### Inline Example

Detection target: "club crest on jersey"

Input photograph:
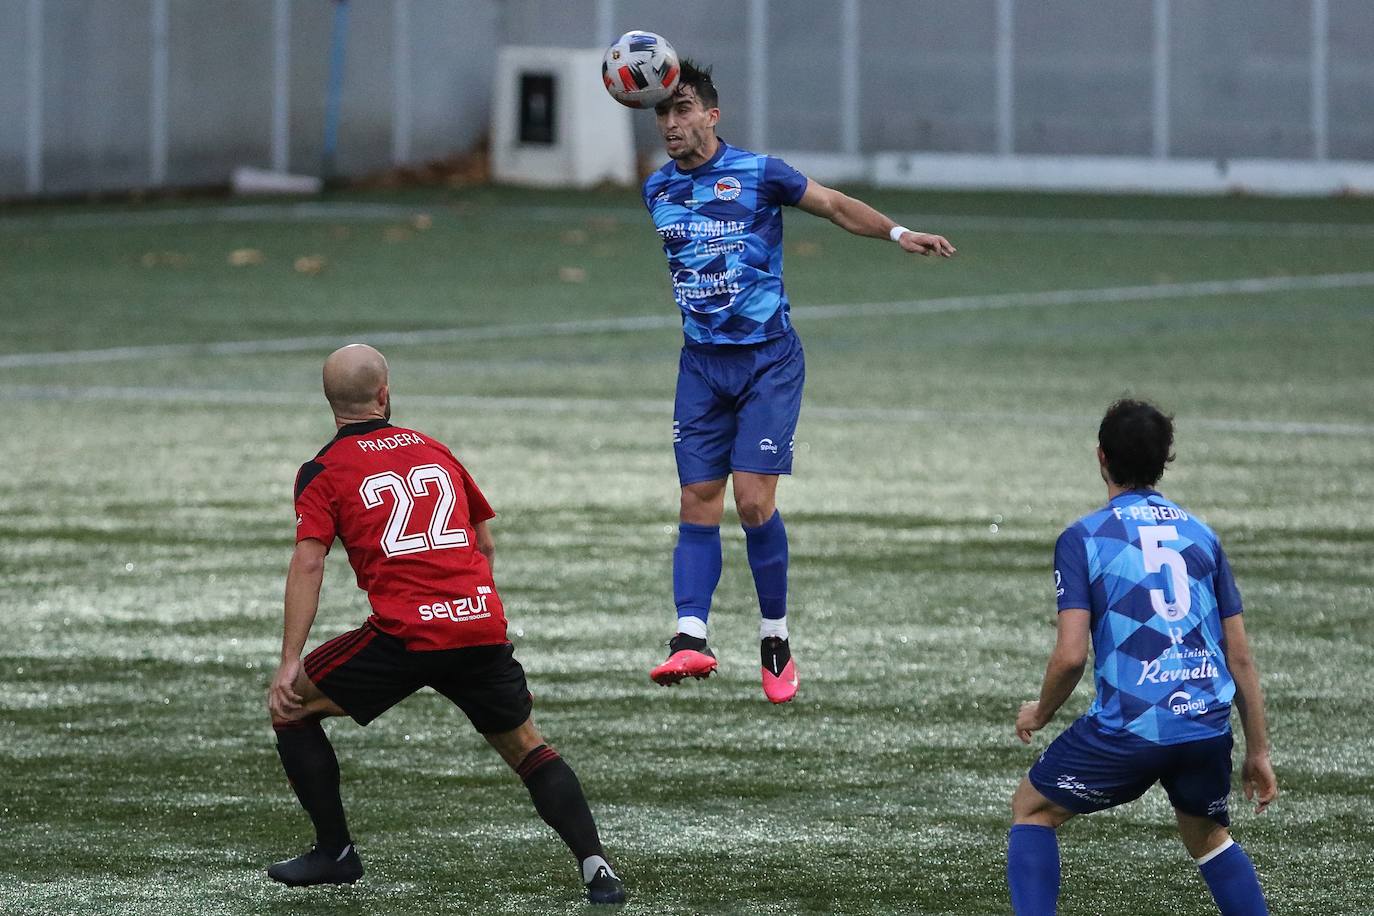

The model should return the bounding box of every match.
[714,176,742,201]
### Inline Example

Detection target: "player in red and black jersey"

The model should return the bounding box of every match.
[265,344,624,904]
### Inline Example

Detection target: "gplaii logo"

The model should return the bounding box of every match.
[758,438,778,453]
[1168,690,1207,716]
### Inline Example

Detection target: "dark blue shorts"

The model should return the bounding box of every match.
[673,330,805,486]
[1028,716,1233,826]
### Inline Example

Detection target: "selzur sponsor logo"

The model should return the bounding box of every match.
[419,586,494,623]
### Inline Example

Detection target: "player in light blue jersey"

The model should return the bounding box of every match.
[1007,400,1277,916]
[643,60,955,703]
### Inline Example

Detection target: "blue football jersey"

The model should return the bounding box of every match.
[1054,490,1243,745]
[643,141,809,345]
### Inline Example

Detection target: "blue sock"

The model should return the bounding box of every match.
[673,523,721,635]
[743,511,789,625]
[1198,841,1268,916]
[1007,824,1060,916]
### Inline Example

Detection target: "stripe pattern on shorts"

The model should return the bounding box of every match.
[305,623,378,683]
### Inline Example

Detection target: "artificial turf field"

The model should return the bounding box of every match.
[0,185,1371,915]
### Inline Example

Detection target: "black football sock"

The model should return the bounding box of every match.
[274,717,352,855]
[516,745,606,865]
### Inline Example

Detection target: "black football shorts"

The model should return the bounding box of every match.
[303,622,532,733]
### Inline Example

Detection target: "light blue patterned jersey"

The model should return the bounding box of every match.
[643,141,809,345]
[1054,490,1243,745]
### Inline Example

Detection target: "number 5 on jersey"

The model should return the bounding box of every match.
[360,464,471,557]
[1139,525,1191,621]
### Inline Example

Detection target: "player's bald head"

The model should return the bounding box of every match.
[322,344,389,418]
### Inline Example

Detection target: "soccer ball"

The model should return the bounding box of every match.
[601,31,680,109]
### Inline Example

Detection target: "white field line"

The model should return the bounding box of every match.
[4,200,1374,239]
[2,271,1372,370]
[3,384,1372,438]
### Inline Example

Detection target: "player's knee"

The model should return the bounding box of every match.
[679,482,726,523]
[485,716,545,769]
[271,710,324,732]
[1176,813,1230,858]
[1011,778,1069,827]
[734,494,775,527]
[1010,783,1034,821]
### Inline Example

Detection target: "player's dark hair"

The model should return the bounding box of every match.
[1098,399,1175,489]
[674,58,718,109]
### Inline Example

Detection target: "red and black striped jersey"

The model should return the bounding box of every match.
[293,419,507,651]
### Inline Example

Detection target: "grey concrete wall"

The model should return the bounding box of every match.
[1,0,1371,198]
[167,0,275,186]
[861,0,1000,153]
[1331,0,1374,159]
[1014,1,1154,156]
[0,0,499,196]
[0,2,34,197]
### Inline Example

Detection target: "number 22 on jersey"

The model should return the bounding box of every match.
[359,463,471,557]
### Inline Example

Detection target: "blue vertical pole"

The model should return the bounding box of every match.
[322,0,350,179]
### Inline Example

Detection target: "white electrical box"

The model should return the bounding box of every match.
[490,47,636,188]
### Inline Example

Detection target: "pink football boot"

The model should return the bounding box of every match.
[650,633,718,685]
[760,636,798,704]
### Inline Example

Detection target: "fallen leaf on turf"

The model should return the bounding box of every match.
[142,251,193,267]
[294,255,327,275]
[228,248,265,266]
[559,266,587,283]
[383,226,413,243]
[411,213,433,231]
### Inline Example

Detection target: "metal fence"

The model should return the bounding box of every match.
[2,0,1371,197]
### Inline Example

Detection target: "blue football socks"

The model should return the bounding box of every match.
[1007,824,1060,915]
[1198,840,1269,915]
[673,523,722,637]
[743,510,789,628]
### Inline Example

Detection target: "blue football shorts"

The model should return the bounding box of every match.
[672,330,805,486]
[1028,715,1234,826]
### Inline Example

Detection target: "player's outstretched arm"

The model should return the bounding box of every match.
[794,179,955,257]
[1222,614,1278,813]
[1015,609,1090,743]
[269,538,328,720]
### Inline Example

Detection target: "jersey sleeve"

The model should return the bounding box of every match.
[450,459,495,525]
[762,156,808,207]
[1213,542,1244,618]
[642,173,662,210]
[293,460,336,549]
[1053,526,1091,612]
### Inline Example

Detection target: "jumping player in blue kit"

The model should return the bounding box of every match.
[641,60,955,703]
[1007,400,1277,916]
